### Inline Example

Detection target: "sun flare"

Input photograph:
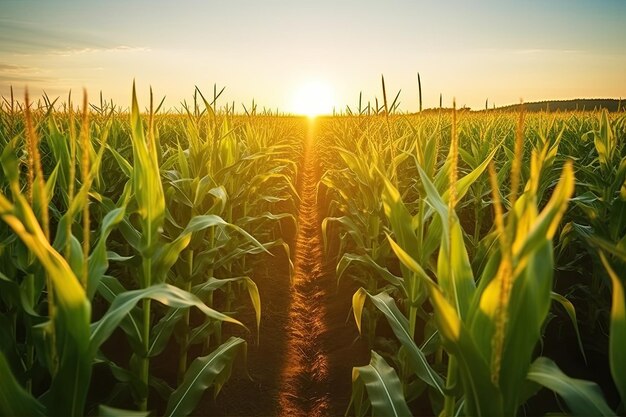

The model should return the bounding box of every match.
[291,80,334,117]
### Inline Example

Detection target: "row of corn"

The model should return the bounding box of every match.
[319,107,626,416]
[0,86,303,416]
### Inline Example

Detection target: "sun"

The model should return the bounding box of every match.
[291,80,334,117]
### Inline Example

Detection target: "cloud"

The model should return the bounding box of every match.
[473,47,585,56]
[513,48,583,55]
[0,73,51,83]
[0,63,29,71]
[0,18,150,56]
[48,45,151,57]
[0,63,53,84]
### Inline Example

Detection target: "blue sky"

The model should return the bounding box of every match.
[1,0,625,112]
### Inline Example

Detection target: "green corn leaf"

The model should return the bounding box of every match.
[348,366,370,417]
[0,352,45,416]
[0,192,92,417]
[416,164,476,319]
[594,110,615,170]
[106,144,133,178]
[599,252,626,403]
[338,253,404,289]
[165,337,246,417]
[352,351,412,417]
[527,357,614,416]
[193,276,261,337]
[416,164,449,237]
[130,81,165,256]
[380,172,427,321]
[436,215,476,319]
[45,114,70,190]
[97,276,144,353]
[429,282,503,416]
[153,214,269,283]
[551,291,586,364]
[0,271,21,311]
[87,207,126,300]
[322,216,366,251]
[515,162,574,260]
[388,236,502,415]
[175,142,190,179]
[441,144,499,205]
[98,404,150,417]
[43,162,60,206]
[0,136,20,184]
[381,174,421,269]
[466,161,575,412]
[52,132,114,253]
[149,307,186,357]
[357,289,445,395]
[89,283,243,357]
[499,241,555,412]
[386,234,434,287]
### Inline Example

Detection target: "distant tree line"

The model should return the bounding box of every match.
[491,98,623,113]
[418,99,623,113]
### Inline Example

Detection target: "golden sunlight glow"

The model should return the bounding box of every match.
[291,80,334,117]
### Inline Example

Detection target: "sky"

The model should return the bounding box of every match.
[0,0,625,113]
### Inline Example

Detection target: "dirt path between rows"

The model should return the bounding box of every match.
[201,119,367,417]
[277,120,331,417]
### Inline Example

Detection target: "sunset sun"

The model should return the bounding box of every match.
[291,80,334,117]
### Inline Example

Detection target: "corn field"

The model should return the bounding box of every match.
[0,85,625,416]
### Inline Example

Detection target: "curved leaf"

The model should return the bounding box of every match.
[527,357,614,416]
[0,352,45,416]
[165,337,246,417]
[87,207,126,300]
[193,276,261,337]
[338,253,404,288]
[416,163,476,319]
[353,351,412,417]
[551,291,586,364]
[153,214,269,283]
[90,283,243,356]
[599,252,626,403]
[98,404,149,417]
[359,290,445,395]
[0,192,91,417]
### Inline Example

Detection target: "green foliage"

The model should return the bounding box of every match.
[1,88,625,417]
[0,87,302,415]
[319,110,625,416]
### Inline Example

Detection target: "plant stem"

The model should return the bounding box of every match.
[178,250,193,384]
[139,257,152,411]
[443,356,458,417]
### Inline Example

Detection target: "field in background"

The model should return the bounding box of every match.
[0,88,625,417]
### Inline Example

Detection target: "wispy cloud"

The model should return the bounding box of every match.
[472,47,585,56]
[0,18,150,56]
[0,63,53,84]
[0,74,51,83]
[49,45,151,57]
[512,48,583,55]
[0,63,30,71]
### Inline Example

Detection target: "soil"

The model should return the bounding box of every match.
[199,119,369,416]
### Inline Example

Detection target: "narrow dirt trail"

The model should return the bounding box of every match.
[278,119,331,417]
